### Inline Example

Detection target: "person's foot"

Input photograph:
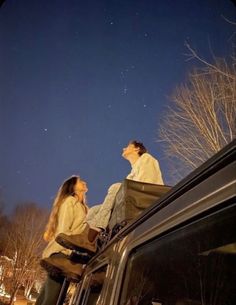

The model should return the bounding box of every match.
[40,255,83,281]
[56,229,97,256]
[70,251,92,264]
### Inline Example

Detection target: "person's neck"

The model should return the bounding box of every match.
[74,193,84,202]
[127,154,140,165]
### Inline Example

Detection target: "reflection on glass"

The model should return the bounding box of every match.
[120,205,236,305]
[85,265,107,305]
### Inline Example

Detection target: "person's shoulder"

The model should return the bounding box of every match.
[64,196,86,209]
[63,195,77,206]
[140,152,157,162]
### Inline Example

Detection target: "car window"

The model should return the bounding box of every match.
[119,203,236,305]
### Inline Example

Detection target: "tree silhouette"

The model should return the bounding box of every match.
[3,203,48,304]
[158,51,235,182]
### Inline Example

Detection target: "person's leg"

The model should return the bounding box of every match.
[87,183,121,230]
[35,275,64,305]
[86,204,102,224]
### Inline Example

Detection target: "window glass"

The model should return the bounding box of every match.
[120,204,236,305]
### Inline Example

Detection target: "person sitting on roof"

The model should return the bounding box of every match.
[56,140,164,256]
[36,176,88,305]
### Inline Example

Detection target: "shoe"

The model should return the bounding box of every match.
[56,229,97,256]
[70,251,92,264]
[40,255,83,281]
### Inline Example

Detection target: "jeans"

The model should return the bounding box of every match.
[86,183,121,229]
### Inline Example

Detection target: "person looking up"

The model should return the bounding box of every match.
[36,175,88,305]
[56,140,164,256]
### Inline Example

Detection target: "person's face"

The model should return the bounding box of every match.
[122,143,140,159]
[74,179,88,195]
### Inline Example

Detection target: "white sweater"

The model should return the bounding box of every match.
[42,196,88,258]
[126,153,164,185]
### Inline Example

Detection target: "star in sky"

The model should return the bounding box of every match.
[0,0,233,212]
[123,87,128,94]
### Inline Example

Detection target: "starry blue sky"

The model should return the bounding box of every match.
[0,0,235,213]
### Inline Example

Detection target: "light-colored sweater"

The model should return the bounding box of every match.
[126,153,164,185]
[42,196,88,258]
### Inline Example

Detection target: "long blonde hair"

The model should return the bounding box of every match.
[43,176,86,242]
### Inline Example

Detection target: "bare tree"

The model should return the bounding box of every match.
[158,54,236,182]
[22,263,45,299]
[4,203,48,305]
[0,197,7,234]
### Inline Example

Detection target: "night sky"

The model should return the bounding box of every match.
[0,0,235,213]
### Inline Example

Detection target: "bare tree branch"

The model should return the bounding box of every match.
[221,14,236,26]
[184,42,236,81]
[3,203,48,304]
[158,57,236,183]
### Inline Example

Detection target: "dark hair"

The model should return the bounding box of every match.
[60,176,78,198]
[129,140,147,156]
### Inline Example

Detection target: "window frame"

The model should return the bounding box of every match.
[75,261,110,305]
